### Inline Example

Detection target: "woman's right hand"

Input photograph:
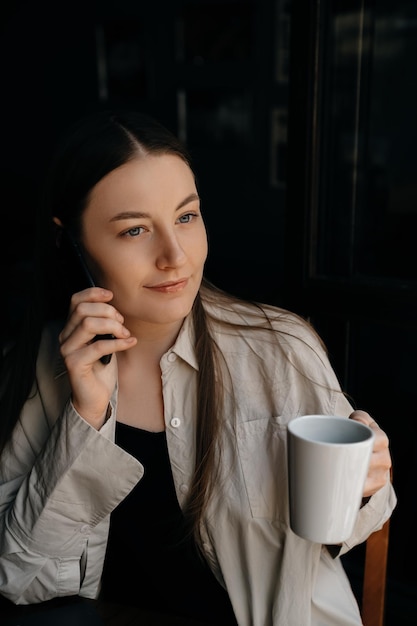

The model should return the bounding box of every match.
[58,287,137,429]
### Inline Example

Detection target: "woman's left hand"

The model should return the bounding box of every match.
[349,410,392,498]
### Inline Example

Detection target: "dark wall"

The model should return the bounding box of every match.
[0,0,289,346]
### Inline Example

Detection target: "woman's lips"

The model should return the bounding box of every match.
[145,278,189,293]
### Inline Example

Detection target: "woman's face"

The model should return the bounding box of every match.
[81,154,208,329]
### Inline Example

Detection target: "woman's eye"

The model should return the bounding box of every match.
[177,213,197,224]
[123,226,145,237]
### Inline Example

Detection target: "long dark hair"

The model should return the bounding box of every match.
[0,111,222,540]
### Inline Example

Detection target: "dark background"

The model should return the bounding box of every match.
[1,1,416,624]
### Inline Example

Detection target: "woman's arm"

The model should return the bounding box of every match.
[0,326,142,604]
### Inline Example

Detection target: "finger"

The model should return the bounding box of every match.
[62,288,114,339]
[64,334,137,370]
[349,410,390,451]
[60,300,121,344]
[61,315,129,354]
[349,409,378,428]
[68,287,114,316]
[88,335,137,363]
[363,458,392,496]
[350,414,392,497]
[349,411,384,445]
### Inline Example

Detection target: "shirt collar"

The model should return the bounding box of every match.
[169,312,199,371]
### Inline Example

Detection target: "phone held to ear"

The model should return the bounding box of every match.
[63,229,114,365]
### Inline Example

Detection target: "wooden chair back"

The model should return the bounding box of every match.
[361,498,391,626]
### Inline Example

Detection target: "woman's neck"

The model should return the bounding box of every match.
[118,316,185,368]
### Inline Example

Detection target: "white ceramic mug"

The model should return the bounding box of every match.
[287,415,375,544]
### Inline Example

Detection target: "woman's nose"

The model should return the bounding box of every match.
[155,231,187,269]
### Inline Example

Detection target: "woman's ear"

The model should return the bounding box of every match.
[52,217,64,247]
[52,216,63,227]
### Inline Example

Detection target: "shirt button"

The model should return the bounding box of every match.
[170,417,181,428]
[167,352,177,363]
[180,484,189,494]
[80,524,90,534]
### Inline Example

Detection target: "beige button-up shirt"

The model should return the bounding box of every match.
[0,301,396,624]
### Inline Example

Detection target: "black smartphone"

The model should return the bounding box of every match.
[62,229,113,365]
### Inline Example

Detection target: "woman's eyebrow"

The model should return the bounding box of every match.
[109,211,150,222]
[176,192,200,211]
[109,193,200,222]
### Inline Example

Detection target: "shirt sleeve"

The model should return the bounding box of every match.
[0,386,143,604]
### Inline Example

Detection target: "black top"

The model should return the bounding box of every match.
[100,422,237,625]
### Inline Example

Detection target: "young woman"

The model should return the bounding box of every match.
[0,110,395,625]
